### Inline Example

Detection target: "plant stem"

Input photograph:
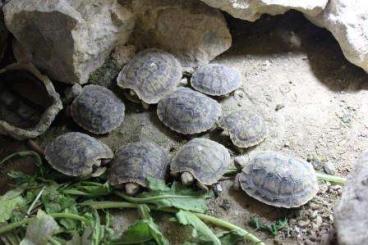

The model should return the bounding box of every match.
[27,186,45,215]
[83,201,264,245]
[81,201,139,210]
[0,151,42,167]
[194,213,265,245]
[115,191,198,203]
[0,212,89,235]
[0,219,30,234]
[49,213,90,223]
[316,172,346,185]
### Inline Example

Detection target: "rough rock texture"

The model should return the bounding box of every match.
[0,63,63,140]
[307,0,368,73]
[334,152,368,245]
[199,0,328,21]
[0,11,7,63]
[130,0,232,66]
[3,0,135,84]
[199,0,368,73]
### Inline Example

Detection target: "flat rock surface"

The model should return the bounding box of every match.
[1,12,368,244]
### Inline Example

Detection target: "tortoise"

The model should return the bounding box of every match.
[157,87,222,135]
[235,151,319,208]
[44,132,113,177]
[69,84,125,135]
[171,138,231,190]
[220,109,267,148]
[108,141,169,195]
[117,48,182,107]
[190,64,241,96]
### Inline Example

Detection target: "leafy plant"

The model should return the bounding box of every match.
[249,217,288,236]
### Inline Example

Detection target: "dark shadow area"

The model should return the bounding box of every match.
[223,11,368,92]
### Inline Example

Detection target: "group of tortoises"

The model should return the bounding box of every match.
[39,48,318,208]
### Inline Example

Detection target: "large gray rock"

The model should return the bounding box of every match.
[334,152,368,245]
[0,11,7,63]
[199,0,368,73]
[199,0,328,21]
[3,0,135,84]
[130,0,232,66]
[308,0,368,73]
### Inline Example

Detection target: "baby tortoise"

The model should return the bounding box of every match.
[0,63,63,140]
[220,109,267,148]
[108,141,169,195]
[69,84,125,135]
[45,132,113,177]
[171,138,231,190]
[191,64,241,96]
[117,48,182,107]
[157,87,222,135]
[235,151,319,208]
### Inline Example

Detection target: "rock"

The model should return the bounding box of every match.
[3,0,135,84]
[199,0,368,73]
[334,152,368,245]
[0,63,63,140]
[111,44,136,67]
[199,0,328,22]
[307,0,368,73]
[0,11,7,63]
[323,161,336,175]
[130,0,232,66]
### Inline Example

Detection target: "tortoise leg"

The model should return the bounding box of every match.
[196,180,209,191]
[181,171,194,186]
[125,183,140,195]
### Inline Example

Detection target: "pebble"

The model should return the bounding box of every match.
[298,219,310,227]
[323,161,336,175]
[316,216,323,227]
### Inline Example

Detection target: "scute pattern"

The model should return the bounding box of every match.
[157,88,222,134]
[191,64,241,96]
[70,85,125,134]
[236,151,318,208]
[108,141,169,187]
[220,109,267,148]
[45,132,113,177]
[117,48,182,104]
[171,138,230,185]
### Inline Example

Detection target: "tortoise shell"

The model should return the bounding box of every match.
[70,85,125,134]
[236,151,318,208]
[108,141,169,188]
[117,48,182,104]
[191,64,241,96]
[45,132,113,177]
[220,109,267,148]
[157,87,222,134]
[171,138,231,186]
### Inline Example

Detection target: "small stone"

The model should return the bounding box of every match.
[316,216,323,227]
[323,161,336,175]
[219,199,231,210]
[275,104,285,111]
[298,219,310,228]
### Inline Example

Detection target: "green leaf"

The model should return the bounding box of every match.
[114,205,169,245]
[118,178,210,213]
[0,189,26,223]
[249,217,288,236]
[176,210,221,245]
[20,210,60,245]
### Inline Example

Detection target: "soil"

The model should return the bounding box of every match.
[1,11,368,244]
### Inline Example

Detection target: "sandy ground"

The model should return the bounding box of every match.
[1,11,368,244]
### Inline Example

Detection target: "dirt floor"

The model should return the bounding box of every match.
[1,11,368,244]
